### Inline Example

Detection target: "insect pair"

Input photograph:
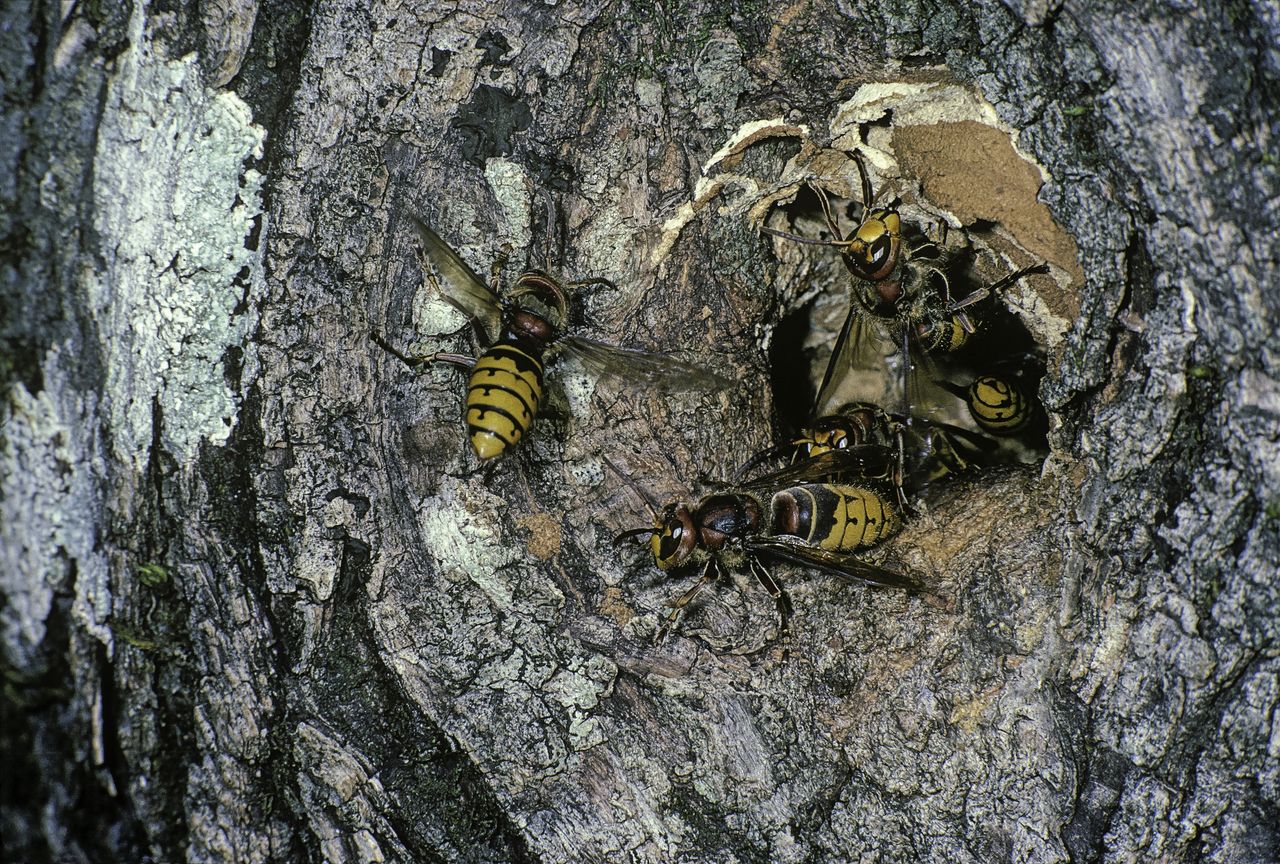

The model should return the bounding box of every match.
[378,218,724,461]
[737,400,1000,512]
[615,445,930,644]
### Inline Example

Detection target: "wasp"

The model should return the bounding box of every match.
[380,218,725,460]
[763,151,1047,416]
[616,448,927,643]
[736,400,1001,511]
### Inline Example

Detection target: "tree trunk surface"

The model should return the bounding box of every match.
[3,1,1278,862]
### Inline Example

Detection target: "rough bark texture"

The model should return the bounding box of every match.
[3,1,1278,862]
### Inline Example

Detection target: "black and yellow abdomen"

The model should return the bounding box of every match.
[769,484,901,552]
[916,314,971,353]
[966,375,1031,435]
[465,340,544,460]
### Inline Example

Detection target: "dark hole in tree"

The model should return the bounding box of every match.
[767,298,819,442]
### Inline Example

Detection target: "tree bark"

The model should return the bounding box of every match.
[3,1,1278,862]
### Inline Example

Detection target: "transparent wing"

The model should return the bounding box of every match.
[558,336,731,392]
[813,305,898,417]
[410,216,502,338]
[902,330,958,423]
[745,537,924,593]
[737,447,894,492]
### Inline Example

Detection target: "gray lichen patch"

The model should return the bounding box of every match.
[0,377,110,667]
[90,2,266,472]
[484,156,534,260]
[549,361,606,463]
[542,653,617,750]
[417,476,524,609]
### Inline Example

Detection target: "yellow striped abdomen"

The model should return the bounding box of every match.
[967,375,1030,435]
[770,484,900,552]
[465,341,544,459]
[917,315,970,353]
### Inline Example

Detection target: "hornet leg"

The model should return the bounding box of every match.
[747,555,792,641]
[890,422,912,513]
[370,331,476,370]
[656,558,721,644]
